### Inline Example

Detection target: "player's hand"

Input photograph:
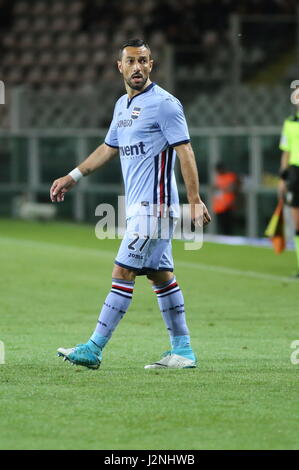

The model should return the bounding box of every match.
[50,175,76,202]
[278,179,286,199]
[191,200,211,227]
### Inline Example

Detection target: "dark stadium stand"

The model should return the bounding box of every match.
[0,0,296,90]
[0,0,297,129]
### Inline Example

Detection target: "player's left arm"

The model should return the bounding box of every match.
[175,142,211,226]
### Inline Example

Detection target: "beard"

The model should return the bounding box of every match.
[125,74,148,91]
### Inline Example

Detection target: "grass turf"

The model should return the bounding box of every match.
[0,218,298,450]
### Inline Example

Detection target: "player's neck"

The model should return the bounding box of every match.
[125,79,152,99]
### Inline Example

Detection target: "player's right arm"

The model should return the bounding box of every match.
[175,142,211,226]
[50,143,118,202]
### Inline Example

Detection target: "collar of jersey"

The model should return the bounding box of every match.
[126,82,156,108]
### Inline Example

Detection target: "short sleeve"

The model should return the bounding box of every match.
[105,104,119,148]
[157,97,190,147]
[279,120,290,151]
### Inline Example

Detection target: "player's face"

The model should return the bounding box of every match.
[118,46,153,91]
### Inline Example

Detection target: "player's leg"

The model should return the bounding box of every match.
[144,269,197,369]
[57,264,137,369]
[291,207,299,276]
[57,215,154,369]
[286,166,299,276]
[89,214,156,353]
[87,264,136,351]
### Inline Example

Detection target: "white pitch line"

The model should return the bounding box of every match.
[0,235,296,283]
[175,260,297,283]
[0,235,112,259]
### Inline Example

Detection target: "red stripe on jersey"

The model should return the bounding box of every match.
[155,282,178,294]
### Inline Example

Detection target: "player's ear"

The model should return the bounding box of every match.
[117,60,123,74]
[149,59,154,72]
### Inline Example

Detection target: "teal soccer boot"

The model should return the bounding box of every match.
[57,343,101,370]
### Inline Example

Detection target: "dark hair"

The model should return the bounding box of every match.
[119,39,151,58]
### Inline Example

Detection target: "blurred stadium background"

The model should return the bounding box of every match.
[0,0,299,237]
[1,1,299,451]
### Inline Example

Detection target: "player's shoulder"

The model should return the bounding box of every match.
[153,84,183,108]
[114,94,128,112]
[114,94,127,108]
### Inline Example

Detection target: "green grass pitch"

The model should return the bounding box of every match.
[0,218,298,450]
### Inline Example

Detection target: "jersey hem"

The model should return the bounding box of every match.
[105,141,119,149]
[169,139,190,147]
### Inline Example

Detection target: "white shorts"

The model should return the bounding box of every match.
[115,216,177,275]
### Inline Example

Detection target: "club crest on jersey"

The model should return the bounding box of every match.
[131,107,141,119]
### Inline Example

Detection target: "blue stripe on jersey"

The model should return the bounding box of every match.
[153,148,173,215]
[166,147,173,207]
[159,150,166,210]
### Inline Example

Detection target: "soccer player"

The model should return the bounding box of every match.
[50,39,211,369]
[279,102,299,277]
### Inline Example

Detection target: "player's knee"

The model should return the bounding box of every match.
[112,264,136,281]
[146,271,174,285]
[146,275,155,286]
